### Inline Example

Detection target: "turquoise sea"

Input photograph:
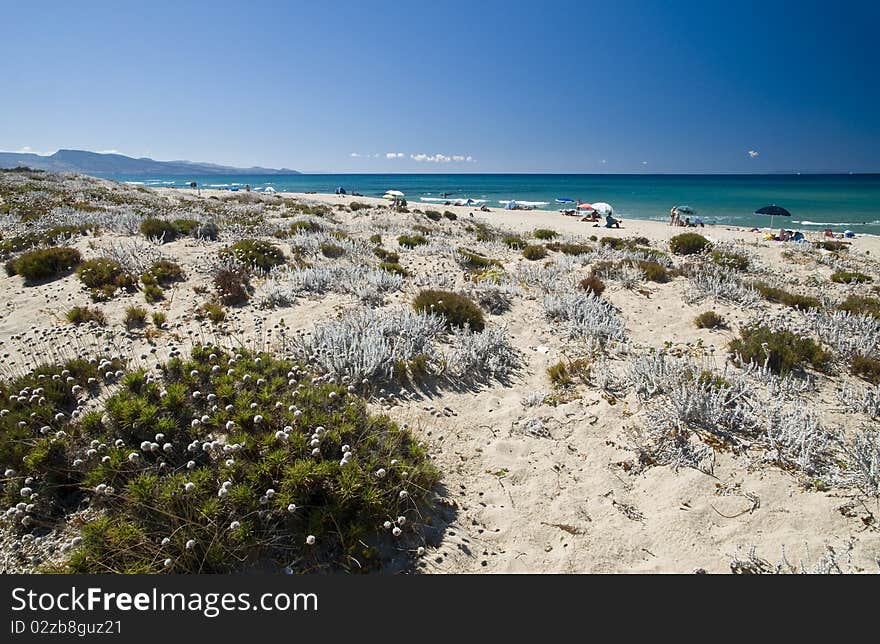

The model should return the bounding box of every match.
[111,174,880,235]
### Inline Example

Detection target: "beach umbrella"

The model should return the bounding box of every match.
[381,194,395,200]
[754,204,791,229]
[386,190,405,197]
[556,198,575,203]
[264,186,276,194]
[576,203,593,210]
[673,205,695,215]
[591,202,614,216]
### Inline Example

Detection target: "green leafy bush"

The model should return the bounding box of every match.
[16,347,440,573]
[6,247,81,282]
[634,260,670,283]
[669,233,711,255]
[711,249,749,271]
[457,248,501,270]
[124,306,147,329]
[77,258,135,300]
[838,294,880,319]
[198,302,226,324]
[172,219,200,236]
[502,235,526,250]
[753,281,820,310]
[139,218,178,242]
[413,289,485,331]
[397,234,428,249]
[728,325,827,375]
[320,243,345,258]
[443,211,457,220]
[831,271,872,284]
[694,310,725,329]
[546,242,593,256]
[219,239,285,271]
[369,233,382,245]
[533,229,558,240]
[66,306,106,326]
[213,264,252,305]
[348,201,369,211]
[851,354,880,384]
[522,245,547,261]
[813,240,849,252]
[425,210,441,221]
[379,261,408,277]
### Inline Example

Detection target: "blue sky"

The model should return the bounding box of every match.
[2,0,878,173]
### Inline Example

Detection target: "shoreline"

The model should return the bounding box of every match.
[165,187,880,249]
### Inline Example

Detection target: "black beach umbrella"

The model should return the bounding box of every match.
[754,204,791,229]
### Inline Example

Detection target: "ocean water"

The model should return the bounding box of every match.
[112,173,880,235]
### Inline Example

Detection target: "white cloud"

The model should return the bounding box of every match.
[410,153,473,163]
[641,161,648,165]
[599,159,607,165]
[0,145,53,156]
[349,152,364,157]
[96,149,121,155]
[748,150,759,158]
[385,152,405,159]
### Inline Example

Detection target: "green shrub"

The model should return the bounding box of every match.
[34,347,440,573]
[814,240,849,252]
[694,311,725,329]
[369,233,382,245]
[142,283,163,303]
[579,275,605,296]
[728,325,827,375]
[753,281,820,310]
[831,271,872,284]
[287,220,323,235]
[599,237,627,250]
[213,264,252,305]
[143,260,185,286]
[711,249,749,271]
[139,218,178,242]
[348,201,369,211]
[320,243,345,258]
[547,359,590,387]
[411,224,432,235]
[77,258,135,299]
[443,211,457,221]
[634,260,670,283]
[669,233,711,255]
[851,354,880,384]
[66,306,106,326]
[838,295,880,319]
[472,222,495,242]
[546,242,593,256]
[151,311,167,328]
[219,239,285,271]
[502,235,526,250]
[379,262,408,277]
[0,225,95,256]
[6,247,81,282]
[373,247,400,263]
[522,245,547,261]
[457,248,502,270]
[172,219,200,236]
[124,306,147,329]
[397,234,428,249]
[425,210,442,221]
[198,302,226,324]
[413,289,484,331]
[533,229,558,240]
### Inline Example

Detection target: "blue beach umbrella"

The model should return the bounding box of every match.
[754,204,791,229]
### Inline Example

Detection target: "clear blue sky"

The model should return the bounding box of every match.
[2,0,878,173]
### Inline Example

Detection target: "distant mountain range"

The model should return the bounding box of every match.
[0,149,299,175]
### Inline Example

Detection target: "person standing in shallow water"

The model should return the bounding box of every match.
[669,207,676,226]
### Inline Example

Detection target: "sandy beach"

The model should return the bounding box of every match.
[1,172,878,574]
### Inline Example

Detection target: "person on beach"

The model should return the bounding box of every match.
[669,207,676,226]
[604,213,621,228]
[684,217,691,227]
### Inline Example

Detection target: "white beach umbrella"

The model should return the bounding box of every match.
[591,202,613,216]
[385,190,405,197]
[263,186,277,193]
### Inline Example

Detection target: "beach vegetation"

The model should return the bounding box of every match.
[5,247,82,282]
[753,281,820,310]
[198,302,226,324]
[547,358,591,388]
[546,242,593,256]
[443,211,457,220]
[711,249,750,272]
[151,311,166,328]
[838,294,880,319]
[851,355,880,384]
[425,210,442,221]
[171,219,200,236]
[533,229,558,240]
[578,274,605,297]
[320,243,346,258]
[633,260,670,282]
[413,289,485,331]
[503,235,526,249]
[522,245,547,261]
[456,248,502,270]
[379,261,408,277]
[831,271,873,284]
[66,306,107,326]
[373,247,400,263]
[729,325,828,375]
[0,225,95,256]
[369,233,382,245]
[76,257,136,300]
[694,310,726,329]
[669,233,711,255]
[348,201,369,211]
[814,240,849,252]
[124,306,147,329]
[219,239,285,271]
[139,218,178,242]
[213,263,252,305]
[397,234,428,249]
